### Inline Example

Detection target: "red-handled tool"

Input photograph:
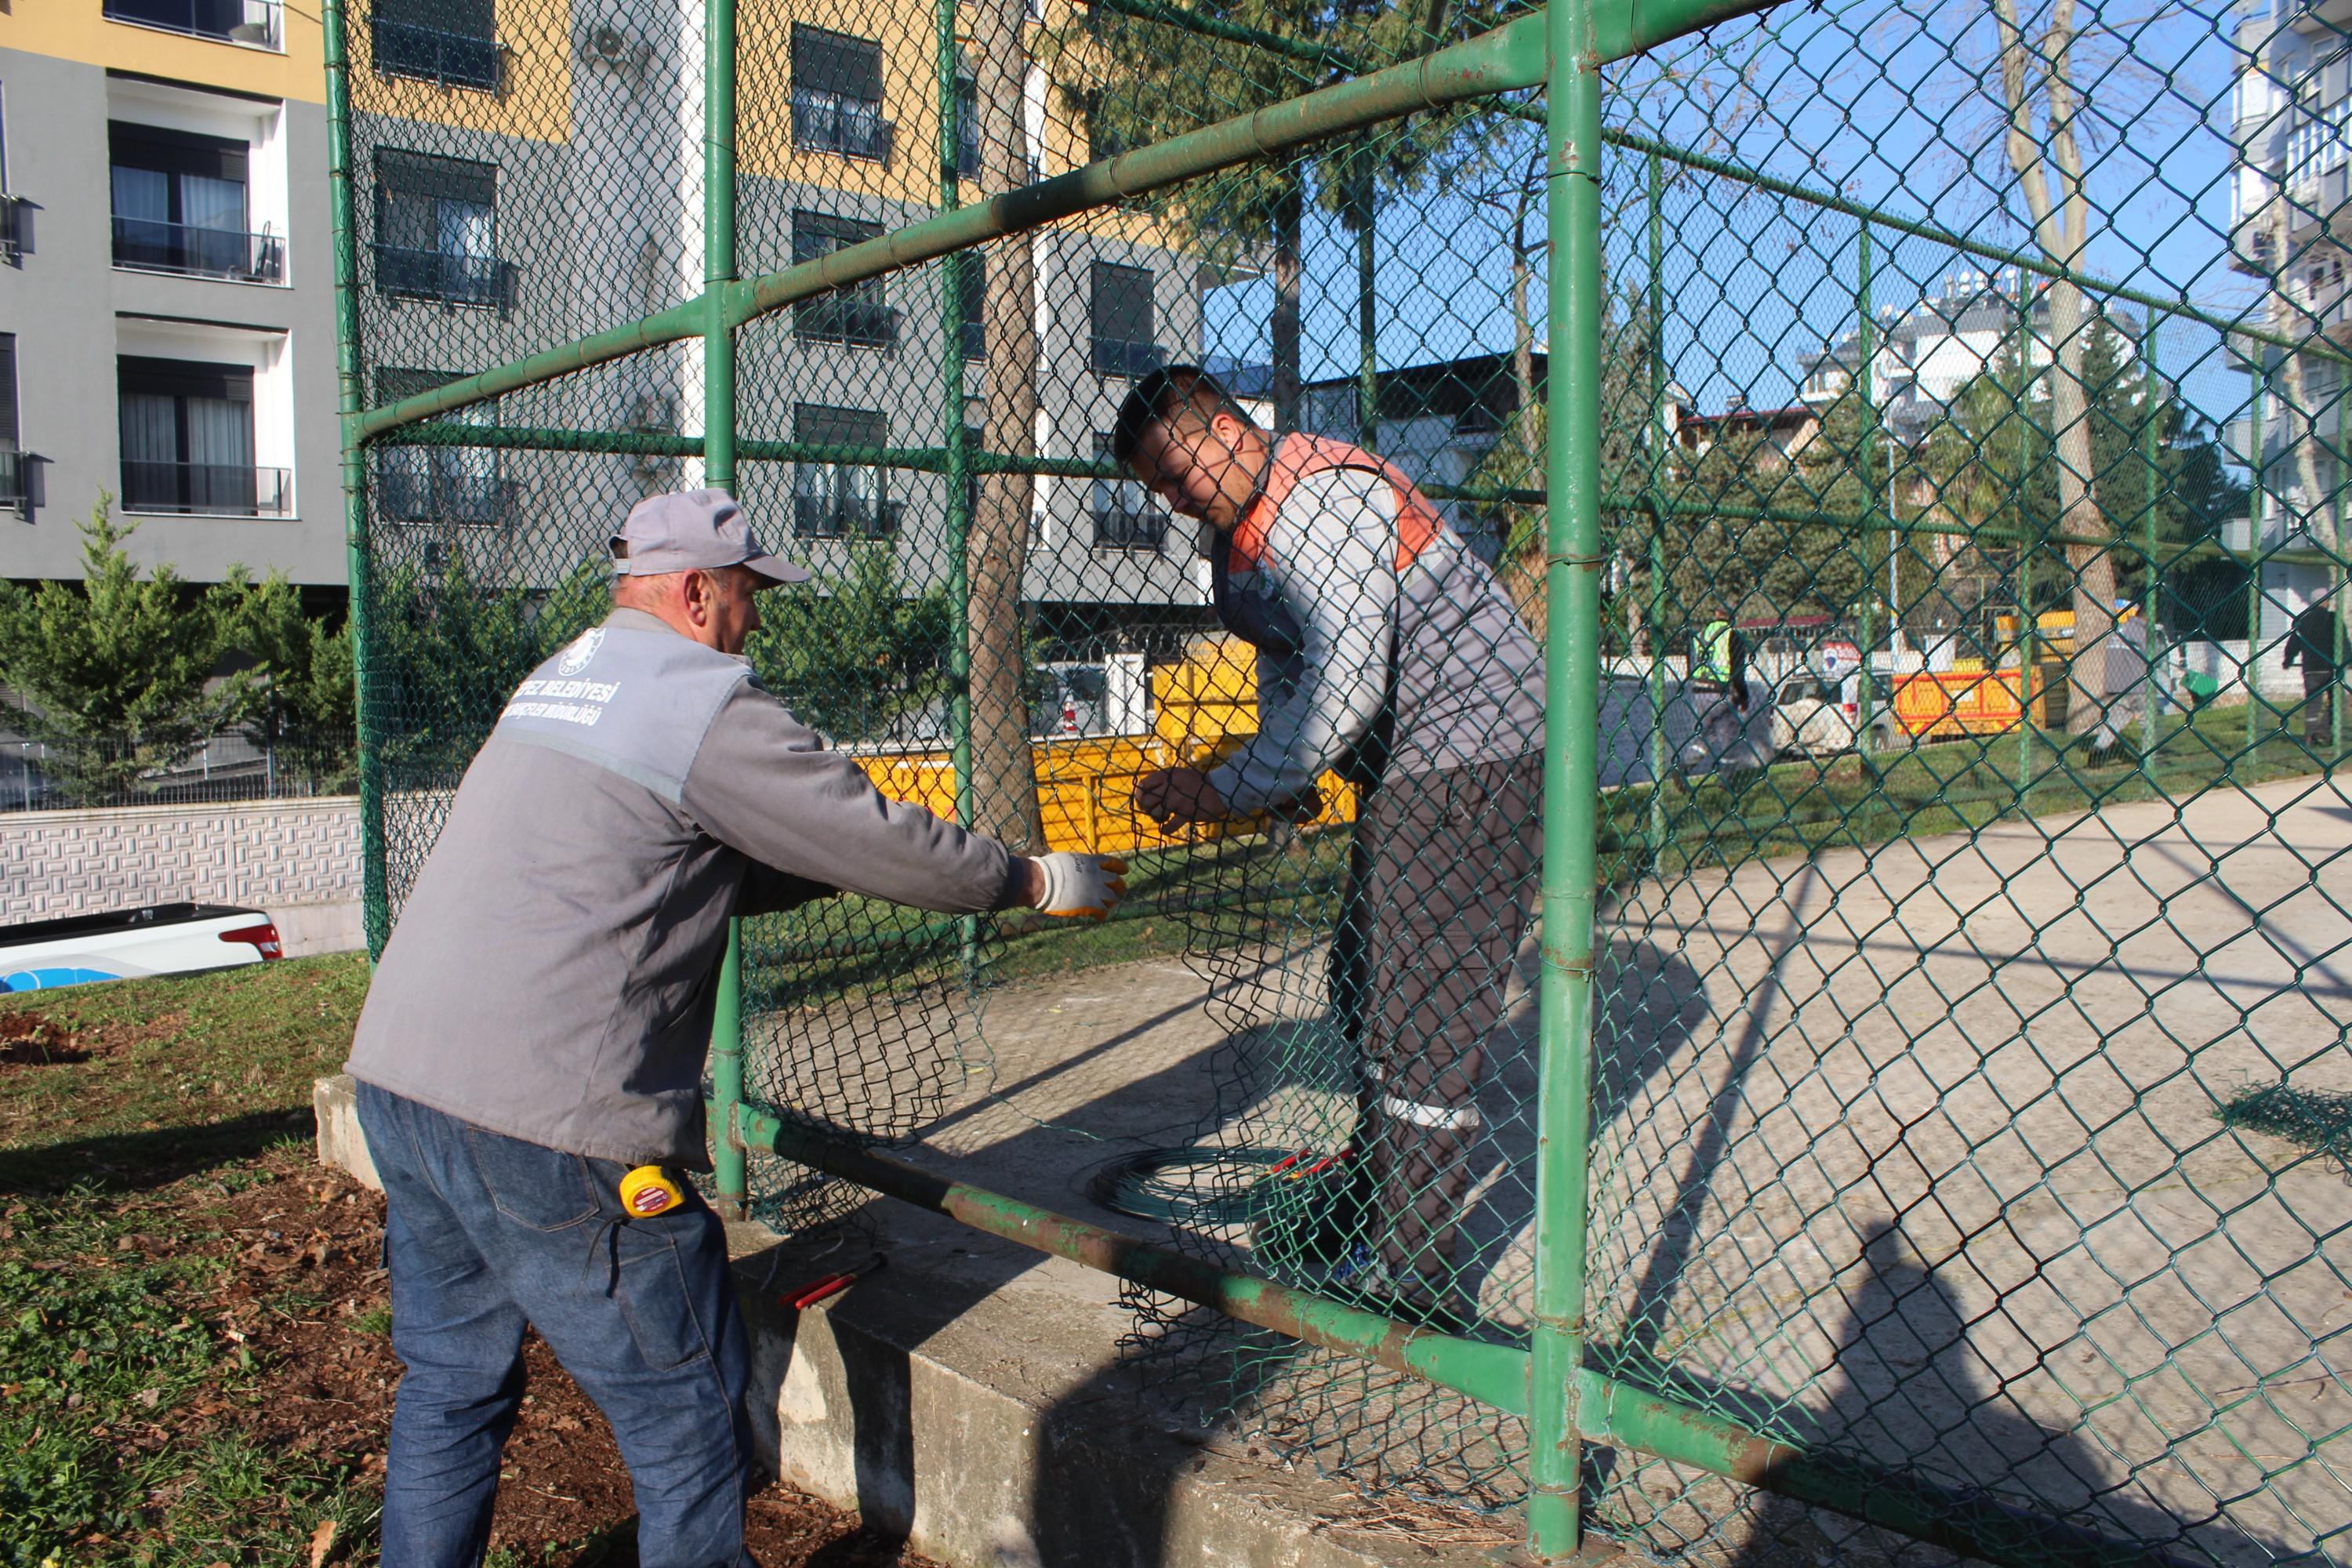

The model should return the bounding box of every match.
[784,1253,886,1311]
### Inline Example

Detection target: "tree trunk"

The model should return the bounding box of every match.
[967,0,1045,852]
[1505,174,1546,638]
[1993,0,2115,737]
[1272,182,1303,434]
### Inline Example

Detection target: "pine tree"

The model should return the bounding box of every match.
[0,496,258,800]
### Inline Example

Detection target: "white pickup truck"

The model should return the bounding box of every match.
[0,902,284,993]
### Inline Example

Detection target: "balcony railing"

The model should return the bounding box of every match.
[1092,507,1168,550]
[122,461,292,517]
[104,0,282,49]
[0,196,21,263]
[372,17,503,90]
[1091,336,1165,379]
[378,466,519,524]
[794,495,903,539]
[796,297,899,350]
[373,245,519,314]
[113,216,285,283]
[0,452,24,519]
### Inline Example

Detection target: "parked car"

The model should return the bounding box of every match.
[1773,675,1897,757]
[0,903,283,993]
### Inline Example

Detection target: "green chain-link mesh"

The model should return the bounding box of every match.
[337,0,2351,1557]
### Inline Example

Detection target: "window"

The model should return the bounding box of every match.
[110,122,279,283]
[373,368,510,524]
[372,0,499,90]
[374,150,514,314]
[793,405,896,538]
[793,210,896,349]
[1091,433,1166,550]
[104,0,283,49]
[118,355,286,517]
[0,334,20,517]
[955,68,980,180]
[1090,263,1161,378]
[2288,82,2351,194]
[953,252,985,361]
[791,26,891,162]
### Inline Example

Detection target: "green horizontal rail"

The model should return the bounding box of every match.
[381,419,2347,573]
[350,0,1783,442]
[720,1098,2193,1568]
[729,1102,1533,1414]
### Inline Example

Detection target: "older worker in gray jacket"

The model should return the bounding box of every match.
[346,489,1123,1568]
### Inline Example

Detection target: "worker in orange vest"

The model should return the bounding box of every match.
[1122,365,1544,1328]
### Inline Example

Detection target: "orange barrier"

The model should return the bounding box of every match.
[849,637,1359,855]
[1890,667,2049,739]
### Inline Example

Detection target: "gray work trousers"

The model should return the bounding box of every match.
[1329,754,1540,1289]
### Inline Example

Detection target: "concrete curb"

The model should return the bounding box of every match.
[314,1074,1555,1568]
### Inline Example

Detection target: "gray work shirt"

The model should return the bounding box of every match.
[347,607,1020,1168]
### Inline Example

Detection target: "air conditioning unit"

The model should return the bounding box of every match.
[583,21,651,73]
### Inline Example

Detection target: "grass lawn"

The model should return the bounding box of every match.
[0,960,927,1568]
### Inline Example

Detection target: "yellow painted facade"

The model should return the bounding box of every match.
[346,0,576,144]
[0,1,325,98]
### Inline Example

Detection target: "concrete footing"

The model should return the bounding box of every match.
[315,1071,1552,1568]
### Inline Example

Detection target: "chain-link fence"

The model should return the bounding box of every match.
[335,0,2350,1557]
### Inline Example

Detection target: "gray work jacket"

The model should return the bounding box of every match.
[347,608,1021,1167]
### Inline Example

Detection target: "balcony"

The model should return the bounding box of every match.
[104,0,282,50]
[796,297,899,350]
[372,18,503,91]
[0,196,20,263]
[1091,336,1165,379]
[794,495,902,539]
[114,216,284,284]
[0,452,24,520]
[1092,507,1167,550]
[377,466,518,524]
[122,462,292,517]
[373,245,518,314]
[2288,0,2352,34]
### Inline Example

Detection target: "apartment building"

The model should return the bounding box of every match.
[0,0,343,586]
[345,0,1222,623]
[2229,0,2346,659]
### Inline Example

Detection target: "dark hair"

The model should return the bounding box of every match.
[1109,364,1254,467]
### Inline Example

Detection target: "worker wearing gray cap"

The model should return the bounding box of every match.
[346,489,1125,1567]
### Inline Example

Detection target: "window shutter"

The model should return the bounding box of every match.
[376,148,497,208]
[109,122,249,183]
[794,404,887,449]
[119,356,253,402]
[0,334,16,449]
[791,24,884,101]
[1091,263,1154,343]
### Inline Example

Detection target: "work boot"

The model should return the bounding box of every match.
[1250,1150,1370,1276]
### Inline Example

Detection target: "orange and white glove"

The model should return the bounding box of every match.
[1033,853,1129,920]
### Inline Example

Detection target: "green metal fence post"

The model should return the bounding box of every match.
[938,0,978,978]
[1356,143,1379,452]
[2139,313,2161,763]
[1646,147,1669,858]
[1529,0,1602,1553]
[2016,271,2038,801]
[1854,223,1878,768]
[704,0,748,1221]
[323,0,387,959]
[2249,347,2268,752]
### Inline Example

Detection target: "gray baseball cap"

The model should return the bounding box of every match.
[608,488,809,586]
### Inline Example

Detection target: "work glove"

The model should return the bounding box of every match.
[1033,853,1128,920]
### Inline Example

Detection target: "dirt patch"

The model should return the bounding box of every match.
[0,1007,187,1071]
[158,1148,931,1565]
[0,1010,87,1066]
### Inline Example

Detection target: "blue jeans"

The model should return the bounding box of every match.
[356,1082,755,1568]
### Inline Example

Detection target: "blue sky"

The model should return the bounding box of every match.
[1200,0,2259,433]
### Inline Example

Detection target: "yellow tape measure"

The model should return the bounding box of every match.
[619,1165,686,1218]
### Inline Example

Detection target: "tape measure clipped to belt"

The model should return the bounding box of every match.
[619,1165,687,1218]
